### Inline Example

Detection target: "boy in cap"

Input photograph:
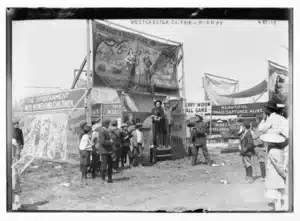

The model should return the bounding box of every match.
[96,119,114,183]
[120,123,132,167]
[78,125,93,182]
[240,121,255,183]
[130,122,144,167]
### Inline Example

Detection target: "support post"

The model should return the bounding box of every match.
[86,20,92,125]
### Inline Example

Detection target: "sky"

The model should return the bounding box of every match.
[12,19,289,104]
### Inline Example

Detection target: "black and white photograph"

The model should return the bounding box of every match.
[5,7,294,213]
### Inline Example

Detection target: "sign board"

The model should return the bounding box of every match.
[185,101,212,116]
[102,103,123,116]
[211,102,266,116]
[22,88,86,112]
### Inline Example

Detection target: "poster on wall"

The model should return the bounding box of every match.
[22,112,69,161]
[268,61,289,104]
[92,21,181,94]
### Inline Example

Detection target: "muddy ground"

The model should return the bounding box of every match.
[19,144,271,212]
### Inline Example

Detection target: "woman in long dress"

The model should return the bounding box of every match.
[258,101,289,211]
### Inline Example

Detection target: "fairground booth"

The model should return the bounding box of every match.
[15,20,187,164]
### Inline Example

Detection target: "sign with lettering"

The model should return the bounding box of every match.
[22,89,86,112]
[185,101,212,116]
[102,103,123,116]
[212,102,266,116]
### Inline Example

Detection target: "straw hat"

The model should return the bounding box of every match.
[260,130,286,143]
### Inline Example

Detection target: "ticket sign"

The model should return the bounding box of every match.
[185,101,212,116]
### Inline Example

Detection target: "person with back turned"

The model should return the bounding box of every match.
[239,121,255,183]
[96,119,114,183]
[189,115,212,166]
[109,120,122,172]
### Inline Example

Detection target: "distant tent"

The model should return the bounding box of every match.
[220,80,268,98]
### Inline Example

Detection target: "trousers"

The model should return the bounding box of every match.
[152,122,167,146]
[191,144,211,166]
[100,154,113,181]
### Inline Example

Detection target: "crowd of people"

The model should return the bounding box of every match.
[10,97,290,211]
[77,97,181,184]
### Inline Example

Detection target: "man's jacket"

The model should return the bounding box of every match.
[95,127,113,155]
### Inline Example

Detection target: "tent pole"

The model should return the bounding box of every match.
[86,20,92,125]
[180,44,188,151]
[267,61,270,101]
[205,73,238,83]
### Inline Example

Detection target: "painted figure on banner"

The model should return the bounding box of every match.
[93,21,180,93]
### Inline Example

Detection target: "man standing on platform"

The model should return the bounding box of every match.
[163,97,181,149]
[96,119,113,183]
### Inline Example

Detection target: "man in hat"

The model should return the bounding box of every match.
[163,97,182,149]
[96,119,114,183]
[240,121,255,183]
[12,117,24,161]
[150,99,165,163]
[130,122,144,166]
[120,123,132,167]
[109,120,122,171]
[189,114,212,166]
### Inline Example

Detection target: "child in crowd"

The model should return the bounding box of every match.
[120,123,132,167]
[240,121,255,183]
[79,125,93,182]
[130,123,144,167]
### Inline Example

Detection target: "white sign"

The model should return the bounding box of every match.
[185,101,212,116]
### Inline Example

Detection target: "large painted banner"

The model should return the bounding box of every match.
[268,61,289,104]
[22,88,86,112]
[92,21,181,94]
[212,102,266,116]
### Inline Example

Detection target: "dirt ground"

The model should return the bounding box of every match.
[19,144,271,212]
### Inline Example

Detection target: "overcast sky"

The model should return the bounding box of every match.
[12,19,288,103]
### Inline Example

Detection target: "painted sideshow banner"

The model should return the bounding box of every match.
[22,112,69,160]
[268,61,289,104]
[212,102,266,116]
[92,21,181,94]
[22,88,86,112]
[66,109,86,161]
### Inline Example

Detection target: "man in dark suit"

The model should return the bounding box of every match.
[12,118,24,160]
[96,119,113,183]
[240,121,255,183]
[189,115,212,166]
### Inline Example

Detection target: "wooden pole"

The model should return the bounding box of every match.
[180,45,188,151]
[205,73,238,83]
[86,20,92,125]
[209,101,212,137]
[267,60,270,101]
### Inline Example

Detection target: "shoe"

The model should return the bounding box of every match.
[107,179,113,183]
